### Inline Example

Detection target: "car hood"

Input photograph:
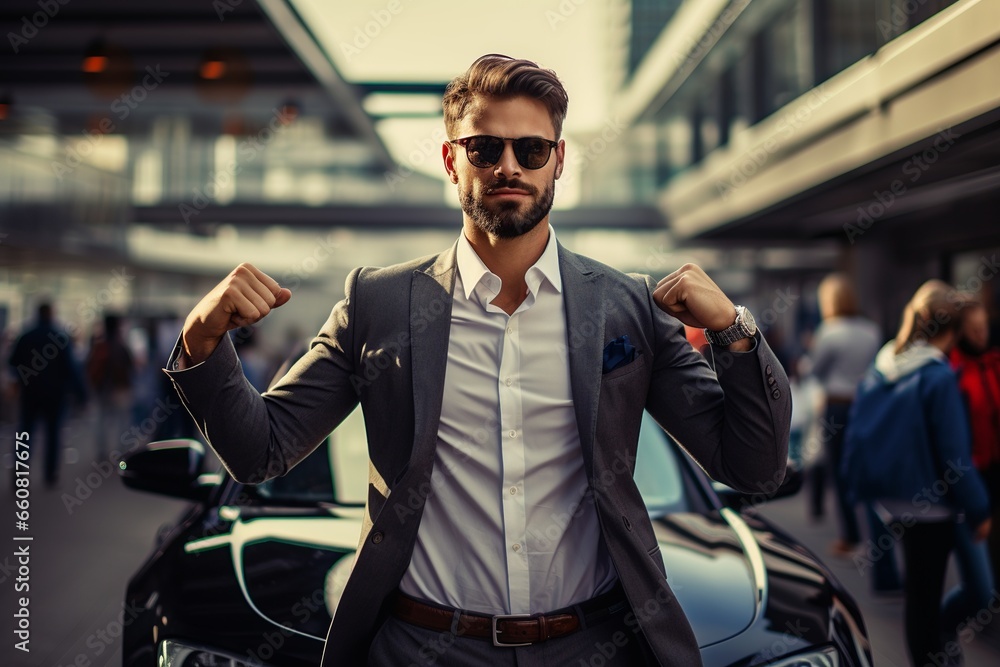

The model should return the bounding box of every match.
[185,507,760,647]
[654,510,761,647]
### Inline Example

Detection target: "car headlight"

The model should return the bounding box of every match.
[158,639,269,667]
[767,646,840,666]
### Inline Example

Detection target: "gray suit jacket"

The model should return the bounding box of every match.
[165,242,791,666]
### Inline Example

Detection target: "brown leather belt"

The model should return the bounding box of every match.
[389,583,628,647]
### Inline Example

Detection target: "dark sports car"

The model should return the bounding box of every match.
[120,408,872,666]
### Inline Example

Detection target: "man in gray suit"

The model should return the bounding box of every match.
[165,54,790,666]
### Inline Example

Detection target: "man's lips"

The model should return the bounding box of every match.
[487,188,531,196]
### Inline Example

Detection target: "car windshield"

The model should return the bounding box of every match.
[256,408,693,516]
[256,406,369,505]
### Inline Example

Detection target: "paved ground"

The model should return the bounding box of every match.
[757,492,1000,666]
[2,411,999,666]
[1,412,190,667]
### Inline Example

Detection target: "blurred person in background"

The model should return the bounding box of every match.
[788,356,822,470]
[87,314,134,461]
[7,302,87,487]
[945,298,1000,633]
[807,277,884,543]
[843,280,991,667]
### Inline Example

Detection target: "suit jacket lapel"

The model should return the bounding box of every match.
[408,242,457,475]
[558,243,605,479]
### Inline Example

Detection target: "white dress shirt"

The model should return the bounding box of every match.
[398,228,618,614]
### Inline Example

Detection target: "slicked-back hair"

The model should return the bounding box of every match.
[443,54,569,140]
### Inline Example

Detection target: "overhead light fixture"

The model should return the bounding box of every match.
[82,38,109,73]
[199,50,227,80]
[195,47,251,103]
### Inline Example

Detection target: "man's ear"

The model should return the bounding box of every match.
[553,139,566,180]
[443,142,459,184]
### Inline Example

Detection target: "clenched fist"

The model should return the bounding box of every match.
[653,264,750,351]
[182,263,292,365]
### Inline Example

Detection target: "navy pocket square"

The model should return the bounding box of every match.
[603,335,637,373]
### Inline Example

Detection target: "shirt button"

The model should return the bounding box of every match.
[512,543,521,552]
[371,531,384,544]
[507,327,514,335]
[509,486,517,495]
[505,378,513,386]
[509,430,516,438]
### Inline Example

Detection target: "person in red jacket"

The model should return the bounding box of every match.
[950,299,1000,586]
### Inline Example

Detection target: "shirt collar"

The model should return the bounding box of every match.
[456,226,563,301]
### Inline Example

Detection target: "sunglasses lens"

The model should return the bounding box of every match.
[465,136,504,168]
[514,138,552,169]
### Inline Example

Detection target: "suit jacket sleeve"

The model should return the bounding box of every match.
[642,276,791,494]
[163,268,363,484]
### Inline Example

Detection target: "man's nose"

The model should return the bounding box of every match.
[493,141,522,179]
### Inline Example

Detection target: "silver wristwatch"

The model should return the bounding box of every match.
[704,306,757,346]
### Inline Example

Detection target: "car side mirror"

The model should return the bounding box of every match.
[713,461,804,512]
[119,439,216,502]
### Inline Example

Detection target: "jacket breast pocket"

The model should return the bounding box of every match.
[601,353,648,383]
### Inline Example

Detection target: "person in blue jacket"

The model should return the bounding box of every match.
[843,279,991,667]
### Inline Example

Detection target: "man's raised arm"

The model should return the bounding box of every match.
[163,263,360,484]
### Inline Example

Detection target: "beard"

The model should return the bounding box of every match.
[460,177,555,240]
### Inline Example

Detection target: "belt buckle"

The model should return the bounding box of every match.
[491,613,533,647]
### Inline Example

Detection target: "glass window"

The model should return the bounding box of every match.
[256,406,368,506]
[816,0,878,81]
[765,3,811,113]
[634,413,690,518]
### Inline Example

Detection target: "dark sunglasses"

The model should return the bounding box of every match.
[449,135,558,170]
